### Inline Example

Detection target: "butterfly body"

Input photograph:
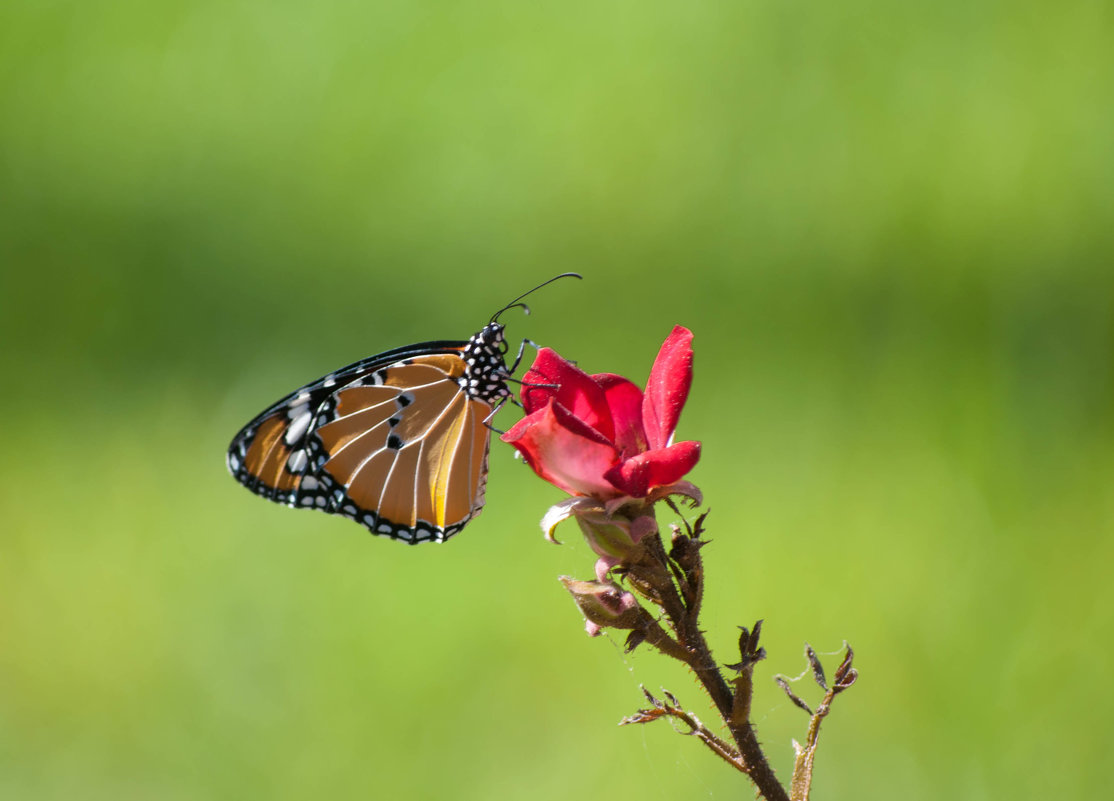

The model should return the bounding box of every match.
[228,322,512,544]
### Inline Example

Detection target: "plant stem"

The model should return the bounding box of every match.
[640,532,789,801]
[678,622,788,801]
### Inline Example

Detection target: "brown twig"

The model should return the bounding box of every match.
[621,686,745,773]
[785,645,858,801]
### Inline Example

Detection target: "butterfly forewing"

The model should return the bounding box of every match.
[227,326,511,543]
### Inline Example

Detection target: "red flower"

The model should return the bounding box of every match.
[501,326,701,500]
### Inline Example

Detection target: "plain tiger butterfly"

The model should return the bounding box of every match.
[226,273,580,544]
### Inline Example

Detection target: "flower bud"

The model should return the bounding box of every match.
[576,511,638,561]
[576,509,659,581]
[559,577,643,636]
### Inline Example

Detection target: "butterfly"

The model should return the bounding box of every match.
[227,274,579,544]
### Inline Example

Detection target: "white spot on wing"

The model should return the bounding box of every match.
[286,449,308,473]
[285,407,313,445]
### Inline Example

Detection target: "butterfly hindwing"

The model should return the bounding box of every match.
[304,356,492,541]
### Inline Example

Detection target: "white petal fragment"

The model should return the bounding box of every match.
[540,497,603,544]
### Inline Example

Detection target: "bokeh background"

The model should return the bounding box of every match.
[2,1,1112,799]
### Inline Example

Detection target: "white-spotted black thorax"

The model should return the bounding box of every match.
[461,322,512,404]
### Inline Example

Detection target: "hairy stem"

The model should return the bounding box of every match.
[679,624,787,801]
[637,532,789,801]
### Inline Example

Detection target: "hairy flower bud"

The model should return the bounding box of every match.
[560,577,643,636]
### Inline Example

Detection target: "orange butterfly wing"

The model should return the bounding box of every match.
[228,327,510,543]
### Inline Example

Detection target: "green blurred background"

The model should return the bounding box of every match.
[2,1,1111,798]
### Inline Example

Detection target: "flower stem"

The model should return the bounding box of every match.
[635,531,789,801]
[680,621,787,801]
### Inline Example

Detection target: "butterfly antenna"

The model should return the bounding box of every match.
[491,272,583,323]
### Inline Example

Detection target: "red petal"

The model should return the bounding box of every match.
[642,326,693,450]
[501,400,621,498]
[521,348,615,441]
[519,348,563,413]
[593,373,646,459]
[603,441,701,498]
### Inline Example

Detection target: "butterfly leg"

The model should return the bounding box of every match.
[482,396,512,435]
[511,336,581,371]
[508,338,539,375]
